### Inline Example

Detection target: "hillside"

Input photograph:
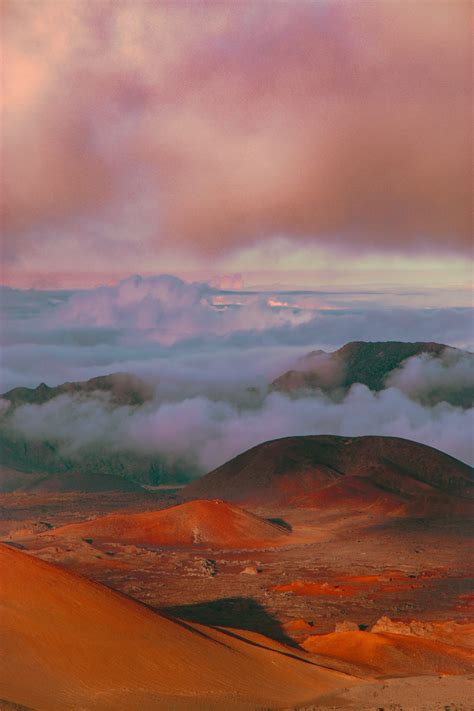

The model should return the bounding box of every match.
[0,544,350,710]
[183,435,474,513]
[51,499,290,548]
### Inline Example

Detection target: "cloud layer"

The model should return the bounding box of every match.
[2,275,473,392]
[388,351,474,409]
[3,0,472,269]
[5,385,473,474]
[1,275,473,472]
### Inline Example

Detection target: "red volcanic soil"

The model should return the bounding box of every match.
[274,580,360,597]
[183,435,473,513]
[455,593,474,613]
[273,572,411,598]
[302,630,474,676]
[272,570,457,601]
[0,544,351,711]
[50,499,291,549]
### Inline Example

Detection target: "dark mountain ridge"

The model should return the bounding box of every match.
[271,341,473,407]
[3,372,154,407]
[183,435,474,515]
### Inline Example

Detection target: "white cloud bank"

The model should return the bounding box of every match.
[6,385,473,471]
[1,275,472,471]
[1,275,473,392]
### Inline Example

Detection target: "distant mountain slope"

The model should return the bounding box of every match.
[2,372,154,407]
[0,544,349,710]
[0,467,44,493]
[183,435,474,514]
[51,499,290,548]
[271,341,473,406]
[21,471,145,493]
[0,465,146,495]
[0,373,191,485]
[0,435,187,486]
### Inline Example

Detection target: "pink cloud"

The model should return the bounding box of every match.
[2,1,472,266]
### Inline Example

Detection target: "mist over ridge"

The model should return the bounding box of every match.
[1,278,473,483]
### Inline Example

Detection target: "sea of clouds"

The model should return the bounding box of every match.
[1,274,473,470]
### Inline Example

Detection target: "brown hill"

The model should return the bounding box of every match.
[0,544,350,710]
[2,372,154,407]
[183,435,474,513]
[271,341,473,406]
[51,499,290,548]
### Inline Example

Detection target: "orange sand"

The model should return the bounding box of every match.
[50,499,291,549]
[302,631,474,676]
[0,544,354,710]
[273,570,441,598]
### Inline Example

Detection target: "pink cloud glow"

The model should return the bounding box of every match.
[1,0,472,276]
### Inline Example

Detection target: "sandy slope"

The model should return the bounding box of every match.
[302,630,474,676]
[49,499,291,548]
[0,544,353,710]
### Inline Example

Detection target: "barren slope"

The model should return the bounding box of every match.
[0,544,351,710]
[50,499,291,548]
[183,435,473,512]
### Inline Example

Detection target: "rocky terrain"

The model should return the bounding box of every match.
[0,434,472,709]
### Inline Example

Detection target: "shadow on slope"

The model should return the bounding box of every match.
[161,596,297,647]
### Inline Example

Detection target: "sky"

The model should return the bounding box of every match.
[1,0,472,289]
